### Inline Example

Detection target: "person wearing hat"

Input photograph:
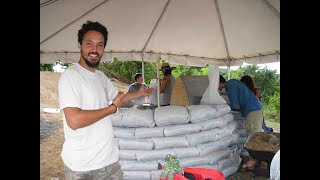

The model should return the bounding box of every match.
[159,62,176,106]
[218,75,263,169]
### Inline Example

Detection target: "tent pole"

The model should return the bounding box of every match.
[227,65,231,80]
[142,58,145,84]
[157,57,161,108]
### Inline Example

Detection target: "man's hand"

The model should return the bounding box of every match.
[138,85,154,96]
[116,86,154,107]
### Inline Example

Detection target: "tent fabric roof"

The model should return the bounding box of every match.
[40,0,280,67]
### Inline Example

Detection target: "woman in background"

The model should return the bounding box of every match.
[240,75,273,132]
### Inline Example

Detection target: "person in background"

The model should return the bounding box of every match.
[58,21,154,180]
[159,62,176,106]
[218,75,263,169]
[127,73,149,105]
[240,75,273,132]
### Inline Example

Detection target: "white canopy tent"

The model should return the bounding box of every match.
[40,0,280,67]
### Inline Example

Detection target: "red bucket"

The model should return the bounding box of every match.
[182,168,225,180]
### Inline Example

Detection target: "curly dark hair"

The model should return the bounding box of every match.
[219,75,226,83]
[240,75,255,92]
[78,21,108,47]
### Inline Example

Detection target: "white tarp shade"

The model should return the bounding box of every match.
[40,0,280,67]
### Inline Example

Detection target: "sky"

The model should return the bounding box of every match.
[53,63,65,72]
[54,62,280,74]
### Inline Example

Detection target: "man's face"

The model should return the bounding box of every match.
[79,30,105,68]
[136,76,143,84]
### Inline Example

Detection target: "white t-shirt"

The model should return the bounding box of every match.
[58,63,119,171]
[270,150,280,180]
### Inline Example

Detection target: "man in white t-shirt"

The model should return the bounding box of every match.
[58,21,154,180]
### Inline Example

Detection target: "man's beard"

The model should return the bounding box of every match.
[81,52,101,68]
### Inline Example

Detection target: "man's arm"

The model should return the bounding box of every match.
[63,106,117,130]
[116,86,154,105]
[63,87,153,130]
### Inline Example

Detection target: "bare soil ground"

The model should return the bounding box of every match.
[40,71,279,180]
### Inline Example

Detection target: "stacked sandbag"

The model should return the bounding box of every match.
[231,111,250,157]
[111,105,242,179]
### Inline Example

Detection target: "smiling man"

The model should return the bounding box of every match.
[58,21,154,180]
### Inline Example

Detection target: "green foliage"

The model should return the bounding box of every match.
[98,60,210,85]
[40,64,54,71]
[40,60,71,72]
[264,90,280,122]
[172,65,208,77]
[97,60,158,85]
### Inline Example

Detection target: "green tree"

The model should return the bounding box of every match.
[40,64,54,71]
[97,60,158,85]
[40,60,71,72]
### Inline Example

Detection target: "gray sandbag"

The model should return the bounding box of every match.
[235,118,246,129]
[187,105,219,123]
[221,113,234,123]
[152,136,189,149]
[173,147,200,159]
[208,148,231,165]
[210,104,231,117]
[226,120,238,131]
[238,128,247,137]
[120,160,158,171]
[135,127,164,138]
[185,129,221,146]
[123,171,151,180]
[238,136,247,144]
[151,170,162,180]
[154,106,190,126]
[231,130,240,144]
[136,149,176,161]
[179,155,211,168]
[179,148,229,168]
[217,156,241,171]
[111,108,128,126]
[119,150,141,160]
[220,165,239,178]
[196,135,233,156]
[163,123,202,137]
[190,164,219,170]
[113,127,136,139]
[119,138,154,150]
[200,116,226,130]
[119,106,155,127]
